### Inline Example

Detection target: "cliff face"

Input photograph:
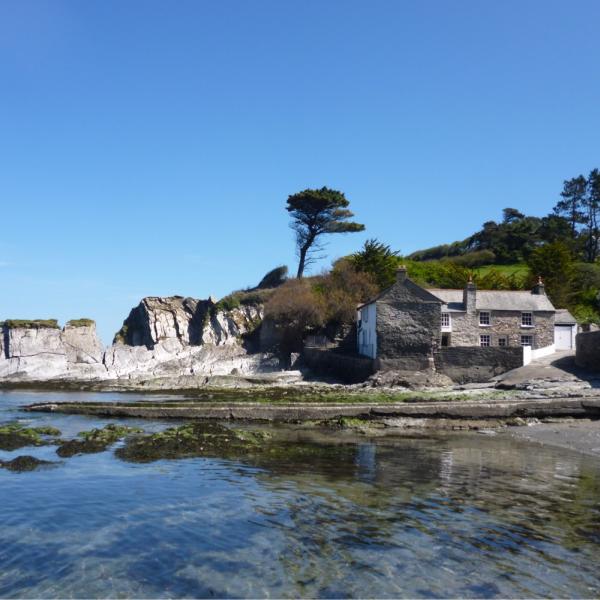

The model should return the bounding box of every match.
[0,296,277,383]
[115,296,262,348]
[0,322,106,380]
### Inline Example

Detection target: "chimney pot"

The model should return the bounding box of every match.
[533,276,545,295]
[396,265,408,283]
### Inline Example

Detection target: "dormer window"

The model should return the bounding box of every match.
[479,311,490,326]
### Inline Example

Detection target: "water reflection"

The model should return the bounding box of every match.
[0,391,599,598]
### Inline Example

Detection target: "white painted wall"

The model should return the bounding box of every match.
[523,343,556,365]
[357,303,377,358]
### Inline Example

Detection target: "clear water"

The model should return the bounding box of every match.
[1,390,600,599]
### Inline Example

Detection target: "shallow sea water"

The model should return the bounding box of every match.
[1,390,600,598]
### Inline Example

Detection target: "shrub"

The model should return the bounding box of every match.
[2,319,60,330]
[264,279,324,353]
[214,288,275,313]
[445,249,496,268]
[66,318,95,328]
[315,258,378,328]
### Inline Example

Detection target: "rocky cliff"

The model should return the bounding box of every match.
[0,296,280,384]
[0,320,106,380]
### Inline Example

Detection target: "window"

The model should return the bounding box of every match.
[521,312,533,327]
[441,313,450,328]
[479,312,490,326]
[521,335,533,347]
[480,335,491,347]
[441,332,451,347]
[498,337,508,347]
[363,308,369,323]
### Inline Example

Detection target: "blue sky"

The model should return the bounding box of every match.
[1,0,599,344]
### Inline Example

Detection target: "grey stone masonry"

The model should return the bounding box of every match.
[374,268,442,359]
[576,330,600,371]
[434,280,556,350]
[445,310,554,349]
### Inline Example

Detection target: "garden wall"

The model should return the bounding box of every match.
[576,331,600,371]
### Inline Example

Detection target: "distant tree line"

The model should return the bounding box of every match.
[408,169,600,266]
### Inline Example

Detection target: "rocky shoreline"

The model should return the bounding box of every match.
[0,295,281,384]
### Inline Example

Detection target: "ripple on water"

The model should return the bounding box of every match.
[1,392,600,598]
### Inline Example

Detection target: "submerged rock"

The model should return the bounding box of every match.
[56,424,143,458]
[116,422,271,463]
[0,455,54,472]
[0,423,61,451]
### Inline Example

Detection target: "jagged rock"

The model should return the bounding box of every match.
[257,265,288,289]
[62,322,104,364]
[113,296,262,349]
[0,296,273,384]
[0,326,68,379]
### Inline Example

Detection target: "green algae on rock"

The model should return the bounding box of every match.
[56,424,143,458]
[116,422,271,463]
[0,455,55,472]
[0,423,62,451]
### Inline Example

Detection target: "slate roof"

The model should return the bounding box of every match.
[429,289,556,312]
[357,279,443,309]
[555,309,577,324]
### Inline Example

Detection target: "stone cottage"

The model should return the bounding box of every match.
[357,267,564,365]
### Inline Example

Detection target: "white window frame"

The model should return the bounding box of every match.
[479,311,491,326]
[441,313,451,329]
[480,334,491,347]
[521,335,533,347]
[498,337,508,347]
[521,312,533,327]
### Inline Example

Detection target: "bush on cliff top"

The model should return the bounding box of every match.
[66,318,95,328]
[214,288,275,312]
[1,319,60,330]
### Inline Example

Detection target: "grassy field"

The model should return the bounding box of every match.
[474,263,529,277]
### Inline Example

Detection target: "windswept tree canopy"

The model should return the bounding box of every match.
[286,187,365,278]
[350,238,401,290]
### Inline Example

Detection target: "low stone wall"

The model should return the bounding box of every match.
[376,355,433,372]
[576,331,600,371]
[304,346,523,385]
[434,347,523,384]
[303,348,374,383]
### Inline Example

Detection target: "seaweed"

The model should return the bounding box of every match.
[56,424,143,458]
[116,422,270,463]
[0,423,62,451]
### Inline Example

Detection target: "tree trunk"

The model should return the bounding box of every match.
[296,245,308,278]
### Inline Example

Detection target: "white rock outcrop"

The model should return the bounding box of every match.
[0,322,106,380]
[0,295,280,384]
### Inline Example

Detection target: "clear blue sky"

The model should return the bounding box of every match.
[1,0,599,344]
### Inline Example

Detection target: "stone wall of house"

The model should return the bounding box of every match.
[376,301,441,358]
[575,330,600,371]
[434,347,523,383]
[446,310,554,349]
